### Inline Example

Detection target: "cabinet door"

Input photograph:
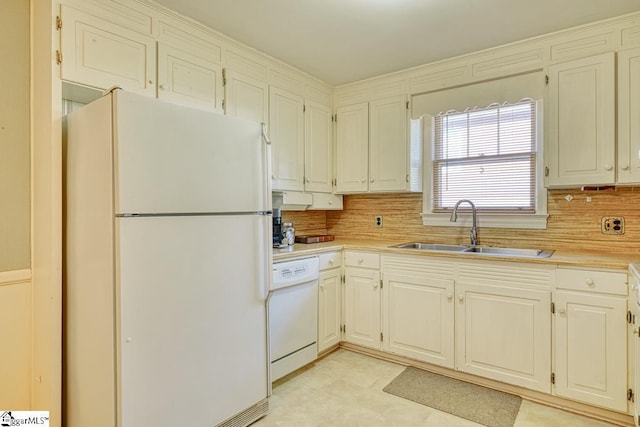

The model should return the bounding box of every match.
[157,43,223,113]
[456,283,551,393]
[546,52,615,187]
[369,95,408,192]
[618,48,640,184]
[344,267,380,349]
[555,291,627,411]
[631,287,640,426]
[383,273,454,368]
[269,86,304,191]
[336,102,369,193]
[223,69,268,125]
[61,5,156,96]
[318,268,342,353]
[304,101,333,193]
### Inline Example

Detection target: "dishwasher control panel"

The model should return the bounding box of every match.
[272,256,319,290]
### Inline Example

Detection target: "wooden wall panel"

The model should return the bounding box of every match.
[281,210,329,236]
[320,189,640,255]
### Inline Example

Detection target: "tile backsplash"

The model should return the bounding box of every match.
[283,188,640,255]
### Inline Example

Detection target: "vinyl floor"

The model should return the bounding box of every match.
[251,349,617,427]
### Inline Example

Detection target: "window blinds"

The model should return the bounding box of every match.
[433,99,536,213]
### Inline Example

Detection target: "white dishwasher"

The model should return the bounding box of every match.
[268,256,319,383]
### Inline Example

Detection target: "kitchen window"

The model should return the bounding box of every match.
[421,98,548,229]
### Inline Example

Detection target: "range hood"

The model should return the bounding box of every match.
[272,191,313,211]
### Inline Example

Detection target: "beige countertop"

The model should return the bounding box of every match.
[273,238,638,269]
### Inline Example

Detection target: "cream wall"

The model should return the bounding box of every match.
[0,0,31,271]
[0,0,33,412]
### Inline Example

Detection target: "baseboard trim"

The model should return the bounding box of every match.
[339,342,634,427]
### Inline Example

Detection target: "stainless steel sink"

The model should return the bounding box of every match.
[390,242,554,258]
[462,246,554,258]
[391,242,469,252]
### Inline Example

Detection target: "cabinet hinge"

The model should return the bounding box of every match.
[56,16,62,30]
[222,68,227,87]
[221,99,226,111]
[334,114,337,123]
[341,274,345,283]
[343,325,346,334]
[628,310,633,324]
[545,75,549,85]
[628,388,635,402]
[380,332,383,342]
[551,302,555,314]
[551,372,555,384]
[303,104,306,113]
[406,101,410,110]
[380,279,383,289]
[55,50,62,65]
[544,166,549,177]
[406,174,409,183]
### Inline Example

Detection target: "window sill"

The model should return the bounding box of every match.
[421,213,548,230]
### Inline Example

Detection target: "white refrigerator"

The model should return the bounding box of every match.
[64,89,272,427]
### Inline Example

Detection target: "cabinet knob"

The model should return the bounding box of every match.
[305,178,310,183]
[370,178,375,183]
[328,259,334,265]
[604,164,613,171]
[361,178,366,183]
[320,284,324,291]
[329,200,333,205]
[558,307,566,314]
[447,293,453,302]
[373,283,379,290]
[633,284,638,291]
[585,278,594,286]
[622,164,630,171]
[159,84,166,90]
[358,258,364,264]
[458,295,464,303]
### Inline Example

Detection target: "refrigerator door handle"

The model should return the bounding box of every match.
[261,123,271,145]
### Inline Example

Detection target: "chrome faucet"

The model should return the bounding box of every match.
[450,199,478,246]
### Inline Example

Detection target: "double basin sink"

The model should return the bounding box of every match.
[391,242,554,258]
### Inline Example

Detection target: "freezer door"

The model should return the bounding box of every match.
[116,214,270,427]
[112,90,271,214]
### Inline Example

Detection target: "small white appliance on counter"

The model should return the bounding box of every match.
[65,89,272,427]
[269,257,319,383]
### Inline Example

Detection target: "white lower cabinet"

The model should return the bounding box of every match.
[554,267,629,412]
[383,272,454,368]
[335,251,632,414]
[344,251,381,350]
[455,283,551,393]
[318,252,342,353]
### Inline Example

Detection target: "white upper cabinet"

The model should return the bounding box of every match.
[60,5,156,96]
[223,69,268,125]
[157,43,223,113]
[369,95,409,192]
[336,102,369,193]
[546,52,616,188]
[304,101,333,193]
[336,96,420,194]
[269,86,305,191]
[618,48,640,184]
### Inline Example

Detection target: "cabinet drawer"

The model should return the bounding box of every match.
[319,252,342,271]
[344,251,380,269]
[556,268,627,296]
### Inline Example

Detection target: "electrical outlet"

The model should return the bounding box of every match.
[375,215,383,228]
[601,217,625,235]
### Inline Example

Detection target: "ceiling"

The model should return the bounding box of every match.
[153,0,640,86]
